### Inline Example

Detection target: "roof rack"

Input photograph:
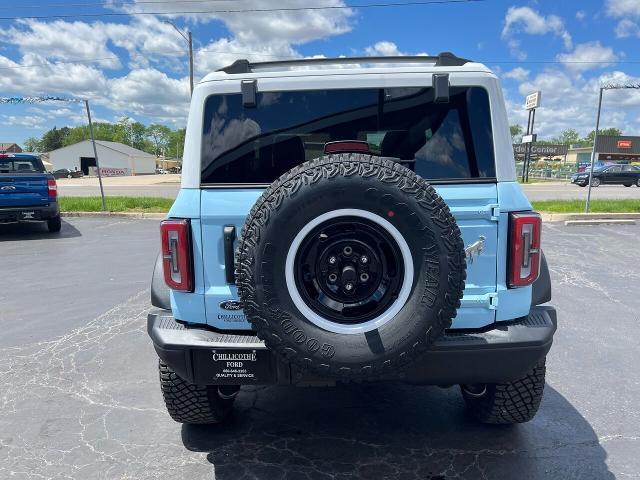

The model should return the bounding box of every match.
[218,52,472,74]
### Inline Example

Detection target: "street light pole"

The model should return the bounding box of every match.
[585,88,603,214]
[165,21,194,97]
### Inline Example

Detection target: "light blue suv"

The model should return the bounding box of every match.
[148,53,556,425]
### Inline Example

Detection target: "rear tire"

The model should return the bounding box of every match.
[158,360,238,424]
[461,359,546,424]
[47,215,62,233]
[624,183,632,187]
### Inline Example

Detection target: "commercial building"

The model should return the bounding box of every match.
[594,135,640,164]
[0,142,23,153]
[48,140,156,176]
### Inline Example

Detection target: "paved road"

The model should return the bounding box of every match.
[58,181,640,202]
[1,218,639,479]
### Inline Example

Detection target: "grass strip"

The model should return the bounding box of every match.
[532,199,640,213]
[59,196,173,213]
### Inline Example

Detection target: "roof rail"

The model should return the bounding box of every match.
[218,52,472,74]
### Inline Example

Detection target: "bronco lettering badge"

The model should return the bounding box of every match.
[220,300,242,311]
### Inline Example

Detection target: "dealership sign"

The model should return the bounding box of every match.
[513,144,568,156]
[525,91,542,110]
[617,140,633,149]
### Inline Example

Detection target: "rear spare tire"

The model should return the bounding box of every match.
[236,154,466,380]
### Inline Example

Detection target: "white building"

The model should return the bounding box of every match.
[48,140,156,176]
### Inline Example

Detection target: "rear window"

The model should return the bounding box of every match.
[0,156,45,173]
[201,86,495,185]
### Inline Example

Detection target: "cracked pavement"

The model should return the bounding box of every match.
[1,217,639,479]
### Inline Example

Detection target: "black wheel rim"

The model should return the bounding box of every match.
[293,216,405,325]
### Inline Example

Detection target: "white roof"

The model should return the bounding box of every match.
[48,139,155,158]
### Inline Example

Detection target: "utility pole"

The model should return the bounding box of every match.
[165,21,194,96]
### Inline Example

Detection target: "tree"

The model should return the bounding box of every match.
[510,125,523,143]
[40,126,70,152]
[129,122,148,151]
[168,128,186,160]
[23,137,42,152]
[583,128,622,146]
[146,124,172,156]
[552,128,581,146]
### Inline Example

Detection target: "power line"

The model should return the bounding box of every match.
[2,0,248,9]
[0,0,485,21]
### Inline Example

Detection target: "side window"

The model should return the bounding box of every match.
[607,166,621,173]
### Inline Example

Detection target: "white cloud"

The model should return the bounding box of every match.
[576,10,587,21]
[556,42,619,72]
[505,69,640,138]
[194,39,299,76]
[502,6,572,59]
[504,67,530,81]
[606,0,640,17]
[0,53,108,97]
[107,68,190,123]
[614,19,640,38]
[1,114,46,129]
[364,41,428,57]
[1,19,120,69]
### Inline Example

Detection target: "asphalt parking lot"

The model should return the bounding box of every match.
[1,217,639,479]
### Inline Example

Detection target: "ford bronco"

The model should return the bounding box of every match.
[148,53,555,425]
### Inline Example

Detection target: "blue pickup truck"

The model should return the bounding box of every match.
[0,153,61,232]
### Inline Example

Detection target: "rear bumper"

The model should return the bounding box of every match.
[148,306,557,386]
[0,202,59,223]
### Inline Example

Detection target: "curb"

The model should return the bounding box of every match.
[540,212,640,222]
[565,219,636,226]
[62,211,166,220]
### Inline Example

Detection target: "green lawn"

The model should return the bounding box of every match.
[532,199,640,213]
[58,196,640,215]
[59,196,173,213]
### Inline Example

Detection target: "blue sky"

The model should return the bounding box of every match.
[1,0,639,146]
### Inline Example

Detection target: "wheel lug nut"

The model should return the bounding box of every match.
[360,255,368,264]
[360,273,369,282]
[343,246,352,256]
[328,256,337,265]
[328,273,338,283]
[344,282,354,291]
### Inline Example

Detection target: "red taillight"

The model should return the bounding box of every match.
[47,178,57,199]
[160,219,194,292]
[508,212,542,288]
[324,140,371,154]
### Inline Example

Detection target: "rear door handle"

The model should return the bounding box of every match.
[223,225,236,284]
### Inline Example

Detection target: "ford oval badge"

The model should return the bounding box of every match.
[220,300,242,311]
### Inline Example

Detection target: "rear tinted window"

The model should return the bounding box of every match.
[0,157,45,173]
[201,86,495,185]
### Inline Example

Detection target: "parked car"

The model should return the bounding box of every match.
[148,53,555,426]
[53,168,83,179]
[0,153,61,232]
[571,164,640,187]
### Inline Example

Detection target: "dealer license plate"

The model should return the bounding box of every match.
[193,348,275,385]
